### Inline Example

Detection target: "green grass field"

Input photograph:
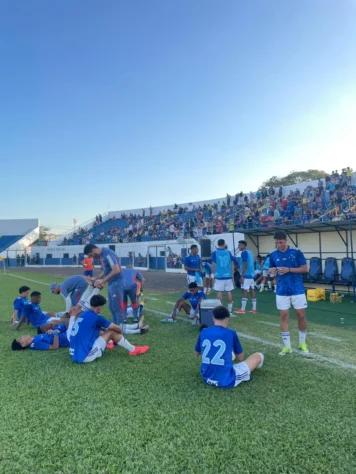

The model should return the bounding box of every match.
[1,271,356,474]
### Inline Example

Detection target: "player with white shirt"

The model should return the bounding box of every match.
[269,230,309,355]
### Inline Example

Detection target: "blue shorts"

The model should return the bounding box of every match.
[84,271,93,277]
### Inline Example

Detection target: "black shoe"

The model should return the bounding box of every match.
[140,325,149,334]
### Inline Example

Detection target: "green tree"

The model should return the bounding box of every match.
[39,226,51,241]
[261,169,327,188]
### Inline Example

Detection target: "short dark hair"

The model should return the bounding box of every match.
[90,294,107,307]
[12,339,26,351]
[19,286,30,293]
[274,230,287,240]
[199,324,209,332]
[84,243,98,255]
[238,240,247,246]
[188,282,198,289]
[190,244,198,250]
[213,306,230,320]
[31,291,41,297]
[217,239,225,246]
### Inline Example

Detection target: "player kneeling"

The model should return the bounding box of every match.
[195,306,264,388]
[69,294,149,364]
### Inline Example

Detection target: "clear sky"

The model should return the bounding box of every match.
[1,0,356,232]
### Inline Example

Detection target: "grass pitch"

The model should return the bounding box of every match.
[0,271,356,473]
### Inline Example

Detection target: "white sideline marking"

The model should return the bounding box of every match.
[257,320,343,342]
[6,273,50,286]
[146,297,158,301]
[145,308,356,372]
[165,301,175,305]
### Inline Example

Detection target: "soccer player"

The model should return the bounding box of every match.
[184,244,203,287]
[82,255,94,277]
[50,275,89,313]
[162,282,206,325]
[83,244,125,326]
[202,262,213,295]
[211,239,234,314]
[11,286,30,325]
[195,306,264,388]
[258,254,273,292]
[12,324,69,351]
[122,265,146,323]
[236,240,257,314]
[69,294,149,363]
[16,291,69,333]
[269,230,309,355]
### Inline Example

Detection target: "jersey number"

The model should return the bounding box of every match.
[201,339,226,366]
[218,256,230,267]
[70,318,83,337]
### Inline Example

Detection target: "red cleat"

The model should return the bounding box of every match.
[235,309,246,314]
[249,310,257,314]
[129,345,150,356]
[107,340,115,350]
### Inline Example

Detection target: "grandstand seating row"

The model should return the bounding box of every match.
[0,235,23,253]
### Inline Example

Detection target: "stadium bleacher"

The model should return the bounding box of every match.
[0,235,24,253]
[59,168,356,246]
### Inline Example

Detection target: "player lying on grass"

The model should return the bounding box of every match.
[69,294,149,363]
[195,305,264,388]
[12,324,70,351]
[202,262,213,295]
[161,282,206,325]
[11,286,30,326]
[50,275,89,314]
[16,291,69,333]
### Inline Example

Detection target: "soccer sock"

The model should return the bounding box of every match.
[123,328,141,334]
[252,299,257,310]
[260,284,264,291]
[281,332,291,348]
[274,285,277,294]
[204,287,207,294]
[118,337,135,352]
[299,330,307,345]
[241,298,247,310]
[268,281,272,289]
[228,303,233,312]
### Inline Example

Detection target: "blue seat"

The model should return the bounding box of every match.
[324,257,339,283]
[309,257,323,282]
[340,258,355,284]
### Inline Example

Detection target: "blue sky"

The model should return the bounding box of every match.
[1,0,356,231]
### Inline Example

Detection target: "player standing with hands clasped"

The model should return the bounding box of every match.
[269,231,309,355]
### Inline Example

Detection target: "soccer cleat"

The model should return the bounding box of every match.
[191,319,199,326]
[257,353,264,368]
[160,317,177,323]
[249,309,257,314]
[259,288,264,293]
[299,343,309,353]
[278,347,292,356]
[207,289,211,295]
[129,345,150,356]
[107,340,115,350]
[140,325,149,334]
[235,309,246,314]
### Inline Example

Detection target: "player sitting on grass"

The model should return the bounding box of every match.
[11,286,30,326]
[195,305,264,388]
[161,282,206,325]
[15,291,69,333]
[69,294,149,364]
[12,324,69,351]
[202,262,213,295]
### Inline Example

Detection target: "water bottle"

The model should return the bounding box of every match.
[340,318,344,325]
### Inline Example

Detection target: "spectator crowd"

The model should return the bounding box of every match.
[60,168,356,246]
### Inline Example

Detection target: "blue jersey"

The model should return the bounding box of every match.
[23,303,50,329]
[202,262,212,275]
[13,297,28,320]
[241,249,255,279]
[263,257,270,271]
[122,268,143,290]
[69,310,111,363]
[101,248,124,286]
[184,254,201,276]
[29,332,69,350]
[182,291,206,310]
[212,249,233,279]
[269,247,307,296]
[60,276,88,298]
[195,326,243,389]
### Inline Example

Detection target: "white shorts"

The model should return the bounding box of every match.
[213,279,234,292]
[83,336,107,363]
[276,294,308,311]
[187,274,203,286]
[241,278,255,291]
[233,362,251,387]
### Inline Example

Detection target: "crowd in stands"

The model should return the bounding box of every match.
[60,168,356,246]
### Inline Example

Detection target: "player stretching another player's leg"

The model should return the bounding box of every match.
[269,230,309,355]
[236,240,257,314]
[195,306,264,388]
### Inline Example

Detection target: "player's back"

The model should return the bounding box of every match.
[61,275,87,294]
[123,267,142,290]
[196,326,241,388]
[212,249,233,279]
[241,249,255,278]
